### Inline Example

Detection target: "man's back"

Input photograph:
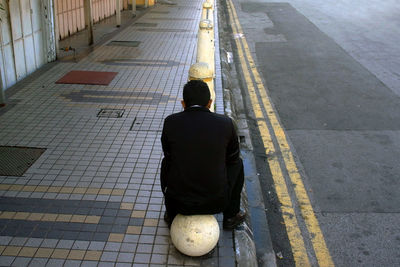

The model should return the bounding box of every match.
[161,106,239,214]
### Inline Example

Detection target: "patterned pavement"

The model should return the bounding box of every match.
[0,0,234,266]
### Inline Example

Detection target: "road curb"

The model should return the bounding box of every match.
[217,1,277,266]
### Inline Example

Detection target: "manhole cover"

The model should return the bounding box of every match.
[97,109,125,118]
[0,146,46,176]
[130,117,163,132]
[133,23,158,27]
[107,41,141,47]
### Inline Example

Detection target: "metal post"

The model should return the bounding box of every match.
[116,0,121,27]
[145,0,148,8]
[131,0,136,16]
[53,0,60,58]
[84,0,94,45]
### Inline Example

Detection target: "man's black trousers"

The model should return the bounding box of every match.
[161,158,244,222]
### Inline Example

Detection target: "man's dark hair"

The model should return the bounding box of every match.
[183,80,210,107]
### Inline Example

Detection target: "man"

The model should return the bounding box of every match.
[161,80,246,230]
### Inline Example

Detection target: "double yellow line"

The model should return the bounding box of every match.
[225,0,334,266]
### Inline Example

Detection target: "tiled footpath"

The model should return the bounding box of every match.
[0,0,235,266]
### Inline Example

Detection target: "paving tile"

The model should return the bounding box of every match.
[88,241,106,251]
[136,244,152,254]
[0,256,15,266]
[84,250,102,261]
[18,247,38,257]
[72,240,90,250]
[41,239,59,248]
[51,248,70,259]
[9,237,28,246]
[104,242,122,252]
[120,243,137,253]
[2,246,22,256]
[80,260,99,267]
[143,218,158,227]
[123,234,139,243]
[45,258,65,267]
[29,258,49,266]
[0,236,12,245]
[150,253,167,264]
[63,260,82,267]
[67,249,86,260]
[153,244,169,254]
[117,252,134,263]
[98,262,115,267]
[141,226,156,235]
[126,226,141,234]
[167,252,185,265]
[56,240,74,249]
[101,251,119,262]
[138,235,155,244]
[11,257,32,267]
[133,253,151,264]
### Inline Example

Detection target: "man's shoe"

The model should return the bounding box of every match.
[164,212,172,226]
[223,210,246,230]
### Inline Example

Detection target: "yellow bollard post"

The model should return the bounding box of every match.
[201,2,213,21]
[196,20,215,77]
[189,63,215,112]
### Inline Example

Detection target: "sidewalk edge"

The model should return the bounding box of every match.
[216,0,277,266]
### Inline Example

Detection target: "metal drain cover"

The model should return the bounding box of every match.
[133,23,158,27]
[107,41,140,47]
[0,146,46,176]
[97,109,125,118]
[130,117,163,132]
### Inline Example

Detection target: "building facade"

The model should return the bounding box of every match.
[0,0,145,94]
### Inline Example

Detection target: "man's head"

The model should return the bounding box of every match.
[182,80,212,109]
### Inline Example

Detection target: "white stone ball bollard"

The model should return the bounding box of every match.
[170,214,220,257]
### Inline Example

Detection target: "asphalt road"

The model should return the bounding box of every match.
[229,0,400,266]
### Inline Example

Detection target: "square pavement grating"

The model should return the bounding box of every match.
[129,117,163,132]
[107,41,141,47]
[0,146,46,176]
[97,109,125,118]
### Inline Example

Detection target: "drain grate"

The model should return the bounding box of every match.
[107,41,141,47]
[130,117,163,132]
[97,109,125,118]
[133,23,158,27]
[0,146,46,176]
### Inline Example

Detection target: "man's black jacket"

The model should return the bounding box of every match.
[160,106,240,214]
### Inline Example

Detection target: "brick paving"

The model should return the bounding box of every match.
[0,0,235,266]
